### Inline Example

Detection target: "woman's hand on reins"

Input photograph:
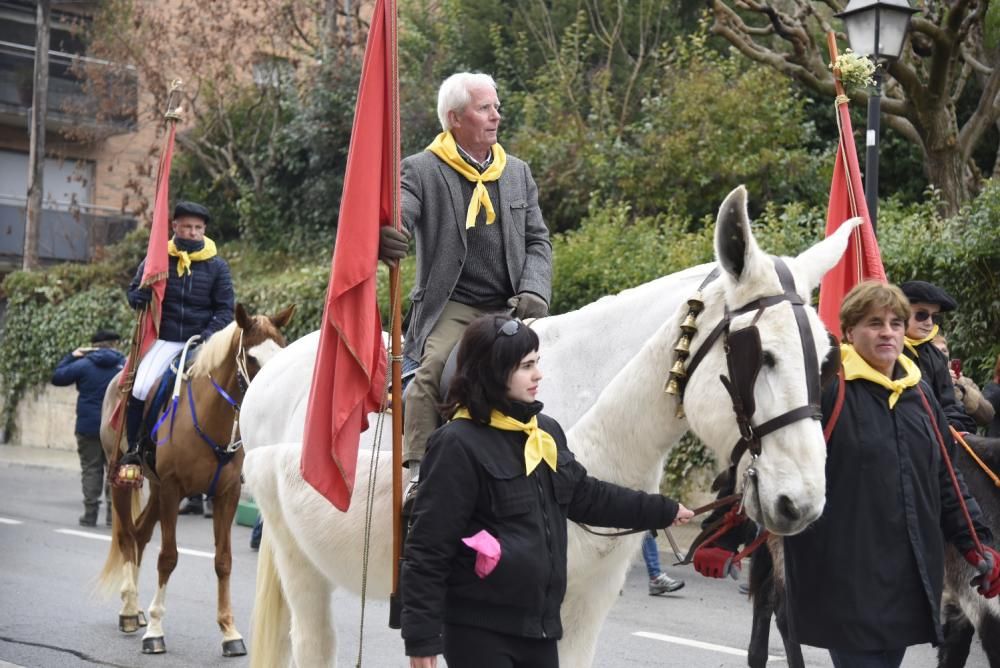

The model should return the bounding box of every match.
[673,503,695,526]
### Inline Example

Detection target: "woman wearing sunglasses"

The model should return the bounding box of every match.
[400,314,694,668]
[900,280,977,433]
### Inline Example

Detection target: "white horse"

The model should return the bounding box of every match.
[241,186,860,667]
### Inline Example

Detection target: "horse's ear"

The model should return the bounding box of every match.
[235,303,253,331]
[714,185,760,282]
[789,217,862,290]
[270,305,296,330]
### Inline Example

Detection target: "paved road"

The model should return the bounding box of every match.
[0,459,989,667]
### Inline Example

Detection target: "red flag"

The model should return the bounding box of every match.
[300,0,395,510]
[817,94,886,339]
[110,121,176,429]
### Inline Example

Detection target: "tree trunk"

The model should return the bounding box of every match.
[918,105,970,217]
[23,0,50,271]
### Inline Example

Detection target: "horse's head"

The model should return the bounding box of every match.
[679,186,859,535]
[234,303,297,380]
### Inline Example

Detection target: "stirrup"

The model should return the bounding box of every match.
[114,454,144,488]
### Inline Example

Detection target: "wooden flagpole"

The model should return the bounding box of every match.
[108,80,184,472]
[387,0,405,627]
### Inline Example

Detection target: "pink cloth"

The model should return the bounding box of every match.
[462,530,501,578]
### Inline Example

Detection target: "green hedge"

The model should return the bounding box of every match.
[3,182,998,443]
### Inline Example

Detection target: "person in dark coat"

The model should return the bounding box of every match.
[51,329,126,526]
[984,354,1000,438]
[117,201,235,505]
[378,72,553,470]
[400,314,694,668]
[899,280,976,433]
[783,281,999,668]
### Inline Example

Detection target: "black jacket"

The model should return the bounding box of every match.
[984,382,1000,438]
[783,372,992,651]
[903,340,976,433]
[127,247,234,343]
[51,348,126,435]
[400,402,679,657]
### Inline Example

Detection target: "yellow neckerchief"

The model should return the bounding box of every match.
[452,407,557,475]
[427,131,507,229]
[903,324,939,358]
[841,343,921,409]
[167,236,218,277]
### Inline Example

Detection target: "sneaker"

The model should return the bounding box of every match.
[203,499,213,518]
[649,573,685,595]
[178,496,204,515]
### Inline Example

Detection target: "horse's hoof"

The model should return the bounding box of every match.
[138,610,148,627]
[222,639,247,657]
[142,636,166,654]
[119,614,140,633]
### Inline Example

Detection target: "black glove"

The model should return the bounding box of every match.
[379,226,410,263]
[132,288,152,307]
[507,292,548,319]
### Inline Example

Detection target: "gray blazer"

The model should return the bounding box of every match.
[401,149,552,361]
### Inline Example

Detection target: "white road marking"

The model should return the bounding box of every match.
[0,517,23,525]
[54,528,214,559]
[56,528,110,541]
[633,631,784,663]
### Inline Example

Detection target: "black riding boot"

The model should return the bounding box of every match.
[122,395,146,466]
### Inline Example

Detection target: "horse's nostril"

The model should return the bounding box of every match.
[777,495,801,522]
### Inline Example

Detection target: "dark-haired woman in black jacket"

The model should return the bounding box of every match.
[400,314,693,668]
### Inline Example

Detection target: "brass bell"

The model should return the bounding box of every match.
[680,313,698,334]
[687,292,705,314]
[675,404,686,419]
[664,377,681,395]
[670,360,687,377]
[674,335,691,356]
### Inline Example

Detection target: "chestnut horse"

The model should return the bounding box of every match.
[96,303,295,657]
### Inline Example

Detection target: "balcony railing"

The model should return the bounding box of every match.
[0,197,135,270]
[0,39,137,135]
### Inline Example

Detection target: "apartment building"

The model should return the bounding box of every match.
[0,0,150,272]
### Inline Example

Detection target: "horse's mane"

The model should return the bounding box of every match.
[188,321,238,379]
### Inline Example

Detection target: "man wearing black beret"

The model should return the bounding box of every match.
[118,201,235,503]
[52,329,126,526]
[900,280,976,432]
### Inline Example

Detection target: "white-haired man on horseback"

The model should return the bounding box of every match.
[378,72,553,470]
[117,201,235,482]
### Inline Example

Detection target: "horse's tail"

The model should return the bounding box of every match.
[250,530,291,668]
[94,487,144,597]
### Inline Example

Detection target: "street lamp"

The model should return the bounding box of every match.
[836,0,918,234]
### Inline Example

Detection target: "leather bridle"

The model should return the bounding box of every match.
[678,258,825,492]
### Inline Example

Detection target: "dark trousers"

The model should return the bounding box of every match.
[829,647,906,668]
[76,433,108,509]
[443,624,558,668]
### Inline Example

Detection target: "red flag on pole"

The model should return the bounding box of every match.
[818,43,886,340]
[109,121,176,429]
[300,0,394,511]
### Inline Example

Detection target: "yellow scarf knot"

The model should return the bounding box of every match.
[428,131,507,229]
[841,343,921,408]
[903,324,939,358]
[168,237,218,277]
[453,407,557,475]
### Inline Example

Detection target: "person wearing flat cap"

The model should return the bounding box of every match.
[118,201,235,482]
[900,280,976,433]
[52,329,126,526]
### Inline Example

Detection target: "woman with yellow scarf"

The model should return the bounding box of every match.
[400,314,693,668]
[782,281,997,668]
[900,280,976,433]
